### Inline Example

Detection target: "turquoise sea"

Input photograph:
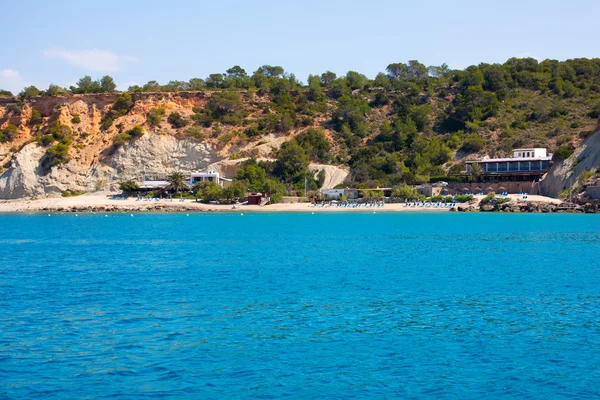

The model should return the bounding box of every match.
[1,213,599,399]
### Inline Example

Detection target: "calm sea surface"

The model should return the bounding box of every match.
[1,213,599,399]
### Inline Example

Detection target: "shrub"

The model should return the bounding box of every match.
[40,135,55,146]
[146,107,165,125]
[113,126,144,145]
[218,133,234,145]
[479,192,496,205]
[184,126,204,141]
[46,143,70,166]
[127,125,144,139]
[454,194,473,202]
[31,109,43,125]
[71,115,81,124]
[0,124,18,143]
[244,124,263,139]
[589,103,600,119]
[168,112,188,128]
[61,190,85,197]
[101,93,134,130]
[46,122,72,144]
[553,145,575,161]
[460,134,484,153]
[119,180,140,193]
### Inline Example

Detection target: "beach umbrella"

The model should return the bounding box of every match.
[461,187,470,192]
[475,187,482,193]
[498,186,506,191]
[485,187,494,193]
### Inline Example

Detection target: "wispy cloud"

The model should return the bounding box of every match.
[0,69,29,94]
[42,48,137,72]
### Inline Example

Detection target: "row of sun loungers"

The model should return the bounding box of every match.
[405,202,456,208]
[312,202,385,208]
[136,197,187,202]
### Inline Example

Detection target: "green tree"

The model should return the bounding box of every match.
[468,162,483,182]
[19,85,41,98]
[256,65,284,78]
[294,128,331,161]
[222,181,246,200]
[194,181,223,201]
[100,75,117,92]
[235,161,268,192]
[392,185,418,199]
[275,141,310,181]
[262,178,287,203]
[45,84,69,96]
[0,89,13,97]
[307,74,325,102]
[331,95,371,135]
[346,71,368,90]
[166,172,189,194]
[320,71,337,87]
[71,76,102,94]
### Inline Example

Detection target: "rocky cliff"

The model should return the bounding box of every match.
[540,118,600,197]
[0,92,346,199]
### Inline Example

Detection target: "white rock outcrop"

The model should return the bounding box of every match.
[0,134,217,199]
[540,129,600,197]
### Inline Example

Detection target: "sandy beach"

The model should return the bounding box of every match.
[0,193,563,213]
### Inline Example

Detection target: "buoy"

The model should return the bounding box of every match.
[130,214,133,217]
[240,213,243,216]
[105,215,108,217]
[75,214,78,217]
[48,214,51,216]
[186,214,189,216]
[312,212,314,214]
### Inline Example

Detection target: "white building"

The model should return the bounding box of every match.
[512,148,547,158]
[463,148,552,181]
[140,170,232,190]
[189,170,231,187]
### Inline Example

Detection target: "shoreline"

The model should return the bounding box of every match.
[0,193,566,214]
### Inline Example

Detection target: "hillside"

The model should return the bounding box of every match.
[1,58,600,199]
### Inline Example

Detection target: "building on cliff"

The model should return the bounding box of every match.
[463,148,553,183]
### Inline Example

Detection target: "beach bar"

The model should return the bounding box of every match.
[464,148,552,182]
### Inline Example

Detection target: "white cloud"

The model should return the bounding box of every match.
[42,48,137,72]
[1,69,20,78]
[0,69,28,94]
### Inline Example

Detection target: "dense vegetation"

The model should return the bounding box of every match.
[2,57,600,189]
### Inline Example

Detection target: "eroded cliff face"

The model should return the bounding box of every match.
[540,121,600,197]
[0,92,344,198]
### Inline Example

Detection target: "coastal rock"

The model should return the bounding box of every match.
[541,126,600,197]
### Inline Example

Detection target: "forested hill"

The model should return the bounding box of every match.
[1,57,600,195]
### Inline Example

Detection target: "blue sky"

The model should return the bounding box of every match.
[1,0,599,93]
